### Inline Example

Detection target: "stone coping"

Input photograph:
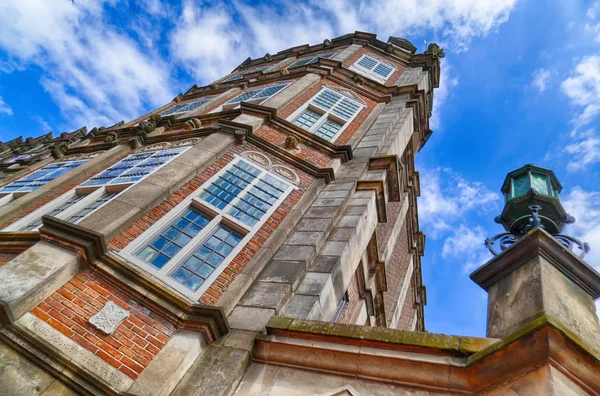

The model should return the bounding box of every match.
[471,227,600,298]
[265,316,498,356]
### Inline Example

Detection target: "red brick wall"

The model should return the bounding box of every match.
[396,283,416,331]
[382,214,412,325]
[31,270,176,379]
[108,144,315,305]
[342,47,406,87]
[254,125,332,168]
[337,267,361,324]
[0,252,16,267]
[277,78,378,146]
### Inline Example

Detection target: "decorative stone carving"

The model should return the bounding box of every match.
[174,93,184,103]
[280,69,289,76]
[172,138,200,148]
[88,301,130,335]
[264,53,272,61]
[137,114,162,133]
[211,83,220,90]
[243,151,271,168]
[271,165,300,184]
[104,132,118,143]
[185,118,202,130]
[135,142,171,153]
[424,43,445,59]
[352,75,365,86]
[63,151,105,161]
[323,38,332,47]
[385,44,394,54]
[284,135,301,150]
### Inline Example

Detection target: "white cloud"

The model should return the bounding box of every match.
[562,186,600,268]
[561,55,600,127]
[560,56,600,171]
[0,0,173,129]
[430,62,459,130]
[532,68,551,93]
[564,137,600,171]
[442,224,492,273]
[0,96,12,116]
[419,167,501,230]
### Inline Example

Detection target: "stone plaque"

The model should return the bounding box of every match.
[89,301,130,335]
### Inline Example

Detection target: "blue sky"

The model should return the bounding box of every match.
[0,0,599,337]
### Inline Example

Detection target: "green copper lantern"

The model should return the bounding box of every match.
[496,164,571,235]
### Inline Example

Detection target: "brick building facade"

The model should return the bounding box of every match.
[2,31,595,396]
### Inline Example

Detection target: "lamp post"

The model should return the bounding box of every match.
[485,164,590,258]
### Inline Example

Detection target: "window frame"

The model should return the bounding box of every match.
[349,54,396,83]
[287,52,338,69]
[214,82,292,112]
[159,97,212,117]
[0,160,87,195]
[120,155,296,300]
[4,148,189,232]
[222,65,269,83]
[286,87,365,142]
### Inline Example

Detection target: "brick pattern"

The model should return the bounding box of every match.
[0,152,129,229]
[31,270,176,380]
[382,215,412,325]
[254,124,333,168]
[277,78,378,146]
[397,282,416,331]
[337,267,362,324]
[108,144,315,305]
[0,252,16,267]
[342,47,406,87]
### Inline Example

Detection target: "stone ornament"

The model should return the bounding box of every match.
[323,38,332,47]
[172,138,200,147]
[242,151,300,185]
[136,142,171,153]
[284,135,301,153]
[271,165,300,184]
[104,132,118,143]
[88,301,130,335]
[63,151,105,161]
[243,151,271,168]
[184,118,202,130]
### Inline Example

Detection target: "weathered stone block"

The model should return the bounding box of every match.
[228,306,275,331]
[273,245,316,264]
[257,260,306,289]
[238,282,291,312]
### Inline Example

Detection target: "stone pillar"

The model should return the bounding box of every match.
[470,228,600,354]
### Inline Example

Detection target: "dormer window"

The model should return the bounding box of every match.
[350,54,396,83]
[160,98,212,117]
[222,65,269,82]
[288,87,364,142]
[221,83,291,110]
[288,52,337,69]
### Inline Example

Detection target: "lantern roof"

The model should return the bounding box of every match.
[500,164,562,195]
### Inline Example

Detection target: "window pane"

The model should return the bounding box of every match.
[357,55,378,70]
[512,175,530,198]
[81,148,185,187]
[136,208,212,269]
[331,97,362,120]
[160,98,210,117]
[313,89,342,111]
[199,161,260,209]
[20,193,87,231]
[170,224,242,291]
[293,108,321,130]
[65,191,119,223]
[223,65,268,82]
[531,174,549,195]
[226,83,289,104]
[289,52,337,68]
[373,63,394,78]
[0,161,86,193]
[314,118,342,141]
[228,174,286,227]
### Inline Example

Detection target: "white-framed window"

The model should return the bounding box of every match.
[120,156,295,300]
[0,160,87,194]
[160,97,212,117]
[222,65,269,82]
[287,87,364,142]
[212,82,291,113]
[349,54,396,83]
[288,52,337,69]
[5,148,188,232]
